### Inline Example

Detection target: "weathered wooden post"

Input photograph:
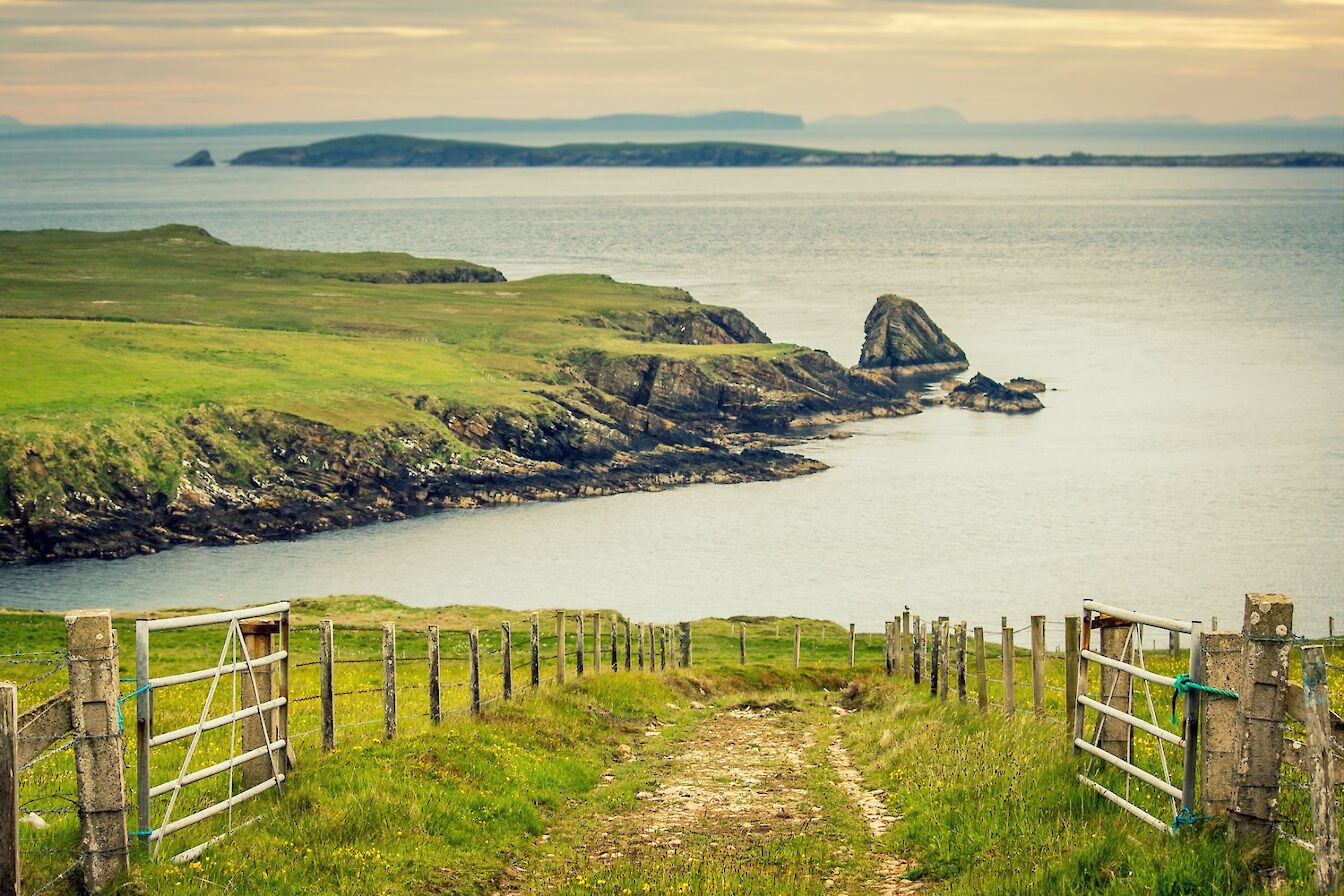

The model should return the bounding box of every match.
[793,624,801,670]
[529,614,540,688]
[610,616,619,672]
[1228,593,1294,870]
[428,624,441,724]
[1097,619,1132,759]
[739,622,747,665]
[592,613,602,674]
[320,619,336,750]
[1030,615,1046,716]
[1001,618,1016,716]
[576,613,585,677]
[1301,645,1341,894]
[239,619,279,787]
[0,682,16,896]
[1064,615,1080,739]
[660,626,668,670]
[930,621,940,698]
[680,622,692,668]
[623,620,632,671]
[468,628,481,715]
[849,624,856,668]
[1329,616,1335,639]
[884,621,893,675]
[912,618,922,686]
[939,621,950,701]
[638,624,646,671]
[901,610,911,678]
[1168,629,1180,658]
[974,626,988,712]
[555,611,566,684]
[1199,630,1243,819]
[501,622,513,700]
[382,622,397,740]
[956,623,967,704]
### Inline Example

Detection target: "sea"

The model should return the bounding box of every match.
[0,129,1340,638]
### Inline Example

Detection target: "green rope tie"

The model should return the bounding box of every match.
[1170,673,1238,725]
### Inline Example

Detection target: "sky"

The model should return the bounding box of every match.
[1,0,1341,126]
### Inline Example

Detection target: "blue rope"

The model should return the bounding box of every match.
[1170,673,1238,725]
[1172,807,1209,832]
[116,683,152,732]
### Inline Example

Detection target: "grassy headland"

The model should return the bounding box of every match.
[0,225,914,563]
[228,134,1344,168]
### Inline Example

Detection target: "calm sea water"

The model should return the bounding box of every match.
[0,135,1340,635]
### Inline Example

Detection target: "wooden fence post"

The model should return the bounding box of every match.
[592,613,601,674]
[501,623,512,700]
[1030,615,1046,716]
[930,621,941,698]
[468,628,481,715]
[320,619,336,750]
[1002,619,1016,716]
[901,610,911,678]
[555,611,565,685]
[238,619,277,788]
[382,623,397,740]
[2,682,20,896]
[576,613,585,677]
[660,626,667,671]
[610,617,619,672]
[884,621,893,676]
[739,623,747,665]
[1168,629,1180,658]
[956,623,967,704]
[974,626,988,712]
[939,620,950,701]
[428,624,441,724]
[1198,631,1243,819]
[680,622,692,668]
[1064,615,1080,739]
[1097,620,1132,759]
[1228,593,1294,870]
[623,620,632,671]
[1301,645,1341,894]
[529,614,540,688]
[793,624,801,670]
[638,624,646,671]
[849,624,856,668]
[912,618,922,686]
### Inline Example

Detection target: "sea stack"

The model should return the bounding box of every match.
[174,150,215,167]
[945,373,1044,413]
[857,295,968,377]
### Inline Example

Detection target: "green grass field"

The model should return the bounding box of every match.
[4,597,1339,894]
[0,225,799,521]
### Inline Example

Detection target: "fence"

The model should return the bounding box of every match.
[2,600,1340,894]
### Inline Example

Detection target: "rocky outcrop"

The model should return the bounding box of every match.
[857,296,968,377]
[945,373,1044,414]
[1006,377,1046,393]
[0,345,920,565]
[335,266,505,284]
[174,150,215,167]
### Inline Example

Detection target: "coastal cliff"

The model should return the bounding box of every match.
[0,226,933,564]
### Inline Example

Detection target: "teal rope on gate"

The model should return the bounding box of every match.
[1171,807,1209,832]
[1170,673,1238,725]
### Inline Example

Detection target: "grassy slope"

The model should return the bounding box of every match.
[0,225,795,517]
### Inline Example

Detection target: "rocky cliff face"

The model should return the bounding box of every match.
[857,295,968,377]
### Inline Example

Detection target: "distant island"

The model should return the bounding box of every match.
[229,135,1344,168]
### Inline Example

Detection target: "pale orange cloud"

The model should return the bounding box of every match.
[0,0,1339,124]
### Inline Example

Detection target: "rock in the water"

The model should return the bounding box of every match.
[946,373,1044,413]
[174,150,215,167]
[827,430,853,440]
[1005,377,1046,393]
[857,295,968,377]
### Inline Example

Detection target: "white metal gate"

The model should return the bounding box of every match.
[1074,599,1204,833]
[134,601,290,862]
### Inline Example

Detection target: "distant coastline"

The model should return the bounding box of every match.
[226,135,1344,168]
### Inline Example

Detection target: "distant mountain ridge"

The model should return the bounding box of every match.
[0,110,803,140]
